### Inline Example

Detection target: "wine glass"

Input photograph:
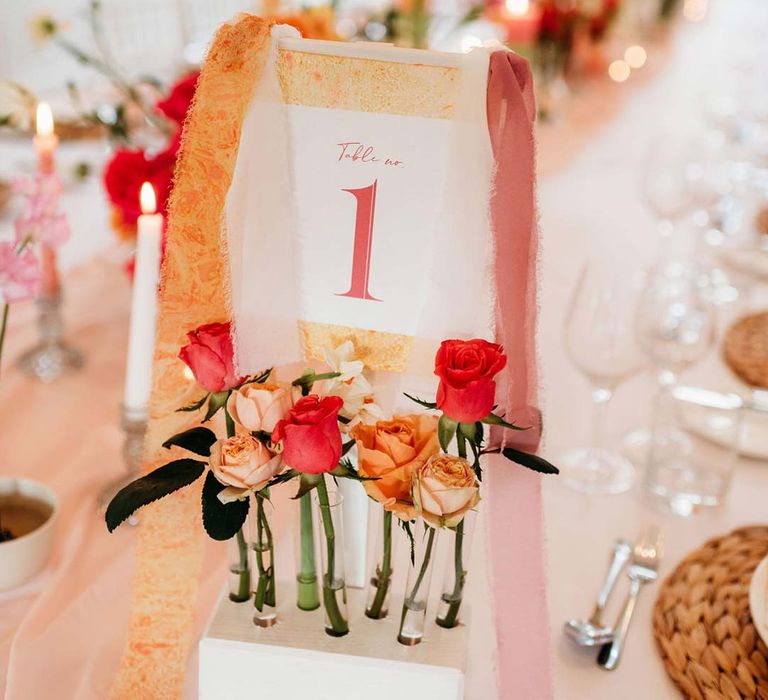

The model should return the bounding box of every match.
[624,261,718,460]
[635,261,717,386]
[560,263,646,495]
[643,133,695,238]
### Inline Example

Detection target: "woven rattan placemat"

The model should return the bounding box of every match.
[723,313,768,390]
[653,526,768,700]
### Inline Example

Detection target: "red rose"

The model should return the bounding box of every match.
[435,339,507,423]
[103,146,176,228]
[272,395,344,475]
[178,322,241,393]
[156,72,199,125]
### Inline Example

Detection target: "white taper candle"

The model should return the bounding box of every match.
[123,182,162,414]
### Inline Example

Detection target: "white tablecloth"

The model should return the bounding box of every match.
[539,1,768,697]
[2,1,768,697]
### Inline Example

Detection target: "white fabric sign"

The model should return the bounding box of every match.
[226,29,495,376]
[290,105,451,337]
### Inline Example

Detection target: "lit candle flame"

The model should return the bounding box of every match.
[505,0,530,16]
[36,102,54,137]
[140,182,157,215]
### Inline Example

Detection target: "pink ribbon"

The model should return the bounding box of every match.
[484,50,553,700]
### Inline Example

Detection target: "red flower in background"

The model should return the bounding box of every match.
[155,72,199,125]
[104,72,198,236]
[538,1,578,42]
[103,145,176,229]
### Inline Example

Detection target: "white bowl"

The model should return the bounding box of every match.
[0,478,58,591]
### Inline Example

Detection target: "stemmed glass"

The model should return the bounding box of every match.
[625,261,718,459]
[643,134,695,239]
[561,263,646,495]
[635,262,717,385]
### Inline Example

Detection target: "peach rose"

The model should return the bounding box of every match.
[353,414,439,520]
[228,381,297,433]
[209,434,282,502]
[412,454,480,528]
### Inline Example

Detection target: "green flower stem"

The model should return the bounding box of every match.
[366,509,393,619]
[0,304,9,377]
[296,493,320,611]
[457,430,468,459]
[53,32,171,137]
[229,527,251,602]
[402,526,437,616]
[253,493,275,612]
[225,408,235,439]
[316,477,349,636]
[225,399,250,602]
[436,519,466,628]
[411,0,428,49]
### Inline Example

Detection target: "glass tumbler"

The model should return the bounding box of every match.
[645,385,742,516]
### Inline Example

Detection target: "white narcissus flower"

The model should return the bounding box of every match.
[320,341,384,430]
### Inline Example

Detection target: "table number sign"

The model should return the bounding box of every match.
[109,17,551,700]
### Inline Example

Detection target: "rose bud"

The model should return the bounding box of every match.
[353,414,439,521]
[178,321,242,393]
[209,434,283,503]
[412,454,480,528]
[434,338,507,423]
[228,381,298,434]
[272,395,344,475]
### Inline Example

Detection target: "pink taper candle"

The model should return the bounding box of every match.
[504,0,543,45]
[33,102,61,298]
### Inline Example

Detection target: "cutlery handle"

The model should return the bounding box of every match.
[597,577,642,671]
[590,540,632,624]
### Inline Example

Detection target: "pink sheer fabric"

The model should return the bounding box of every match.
[484,50,553,699]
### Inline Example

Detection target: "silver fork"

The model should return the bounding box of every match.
[597,528,663,671]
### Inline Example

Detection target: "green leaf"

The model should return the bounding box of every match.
[266,469,299,488]
[292,472,322,499]
[438,415,458,452]
[105,459,206,532]
[177,393,209,413]
[468,439,483,482]
[501,447,560,475]
[204,391,229,422]
[341,440,355,457]
[331,459,378,482]
[162,427,217,456]
[403,393,438,410]
[252,430,273,445]
[458,421,478,443]
[482,413,529,431]
[201,471,250,540]
[240,368,273,386]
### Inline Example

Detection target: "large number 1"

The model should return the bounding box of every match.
[336,180,381,302]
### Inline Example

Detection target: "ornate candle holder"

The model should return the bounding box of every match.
[17,290,84,382]
[98,404,147,522]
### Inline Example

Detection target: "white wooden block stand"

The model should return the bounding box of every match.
[200,584,468,699]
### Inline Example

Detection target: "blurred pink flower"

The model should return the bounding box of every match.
[0,243,42,303]
[12,173,69,248]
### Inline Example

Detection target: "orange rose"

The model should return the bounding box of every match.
[412,454,480,528]
[353,414,439,520]
[209,434,282,502]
